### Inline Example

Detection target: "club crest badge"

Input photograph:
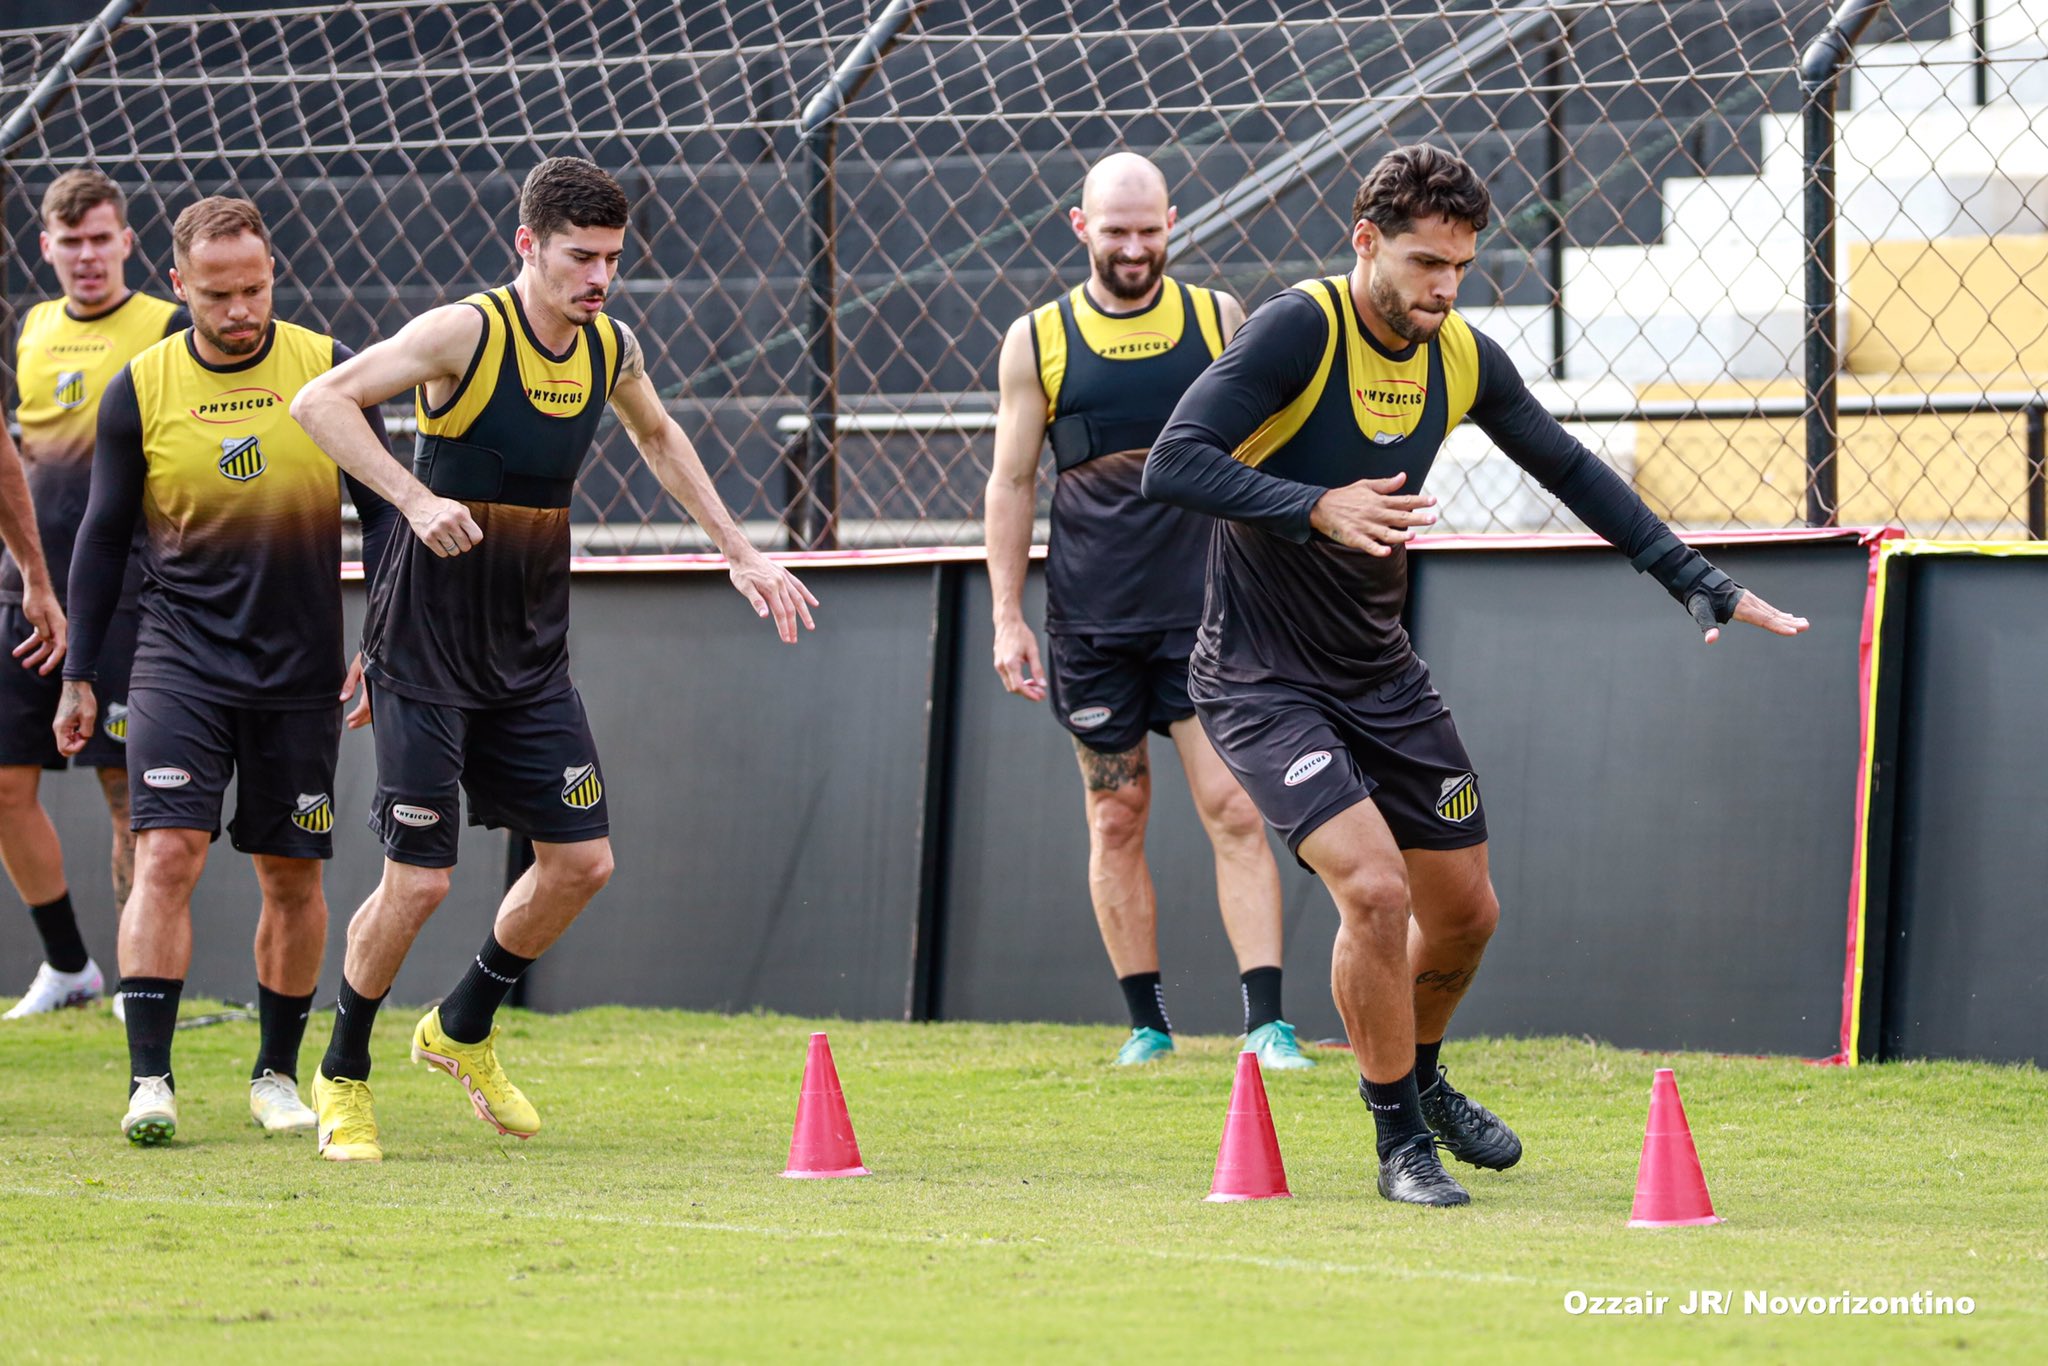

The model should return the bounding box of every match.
[1435,773,1479,823]
[290,792,334,833]
[218,434,265,481]
[104,701,129,743]
[55,370,87,409]
[561,763,603,810]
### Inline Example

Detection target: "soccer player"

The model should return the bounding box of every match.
[987,153,1312,1069]
[290,157,815,1162]
[3,171,186,1020]
[57,196,399,1144]
[1144,146,1809,1205]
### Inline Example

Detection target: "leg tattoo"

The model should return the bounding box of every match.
[1076,741,1148,793]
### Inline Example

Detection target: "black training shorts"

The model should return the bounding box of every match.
[367,684,609,868]
[1191,656,1485,868]
[1045,628,1198,755]
[0,604,137,770]
[125,686,341,858]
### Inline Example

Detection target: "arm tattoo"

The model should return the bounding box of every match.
[616,321,646,383]
[1076,741,1148,792]
[1415,967,1477,994]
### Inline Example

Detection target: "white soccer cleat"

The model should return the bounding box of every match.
[249,1069,318,1134]
[4,959,105,1019]
[122,1075,177,1146]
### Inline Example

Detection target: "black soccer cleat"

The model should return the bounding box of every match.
[1418,1066,1524,1170]
[1375,1133,1471,1206]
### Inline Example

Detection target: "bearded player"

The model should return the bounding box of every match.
[3,171,186,1020]
[988,153,1311,1069]
[1145,146,1808,1205]
[291,157,815,1162]
[59,196,399,1143]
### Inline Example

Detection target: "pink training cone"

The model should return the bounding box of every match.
[1207,1050,1291,1202]
[1628,1067,1723,1227]
[782,1031,870,1179]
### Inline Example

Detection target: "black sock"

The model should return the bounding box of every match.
[119,976,182,1093]
[1360,1069,1431,1159]
[1240,966,1284,1033]
[437,933,535,1045]
[28,892,90,974]
[1415,1038,1444,1093]
[1117,971,1171,1035]
[321,977,386,1082]
[252,984,316,1081]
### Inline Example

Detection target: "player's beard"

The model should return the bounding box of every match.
[194,310,269,356]
[1092,244,1166,302]
[1368,270,1447,345]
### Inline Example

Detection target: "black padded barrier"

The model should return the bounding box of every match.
[1401,541,1872,1057]
[519,565,935,1020]
[1871,551,2048,1067]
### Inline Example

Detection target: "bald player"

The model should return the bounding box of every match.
[988,153,1312,1070]
[1146,146,1808,1206]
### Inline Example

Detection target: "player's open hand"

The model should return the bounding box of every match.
[53,680,96,757]
[1309,474,1438,556]
[993,618,1046,701]
[729,552,817,644]
[341,651,372,728]
[407,494,483,558]
[1695,589,1810,645]
[12,583,66,675]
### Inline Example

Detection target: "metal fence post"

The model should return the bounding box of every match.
[1800,0,1889,529]
[794,0,928,552]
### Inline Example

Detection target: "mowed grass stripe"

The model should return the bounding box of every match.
[1,1004,2041,1363]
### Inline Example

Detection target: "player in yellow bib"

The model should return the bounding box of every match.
[291,157,815,1161]
[987,154,1311,1069]
[1,172,184,1021]
[57,197,400,1145]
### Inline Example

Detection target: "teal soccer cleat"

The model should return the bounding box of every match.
[1243,1019,1317,1070]
[1114,1026,1175,1065]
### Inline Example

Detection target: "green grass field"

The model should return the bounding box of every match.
[1,1002,2042,1363]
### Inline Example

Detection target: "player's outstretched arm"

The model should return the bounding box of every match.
[986,315,1047,701]
[289,306,485,559]
[0,420,63,673]
[1465,331,1809,643]
[605,323,817,643]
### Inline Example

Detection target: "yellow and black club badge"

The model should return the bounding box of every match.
[55,370,87,410]
[103,701,129,743]
[1435,773,1479,824]
[290,792,334,833]
[561,763,603,810]
[218,434,266,482]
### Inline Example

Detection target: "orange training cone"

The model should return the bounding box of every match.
[1628,1067,1722,1227]
[1207,1050,1291,1202]
[782,1031,870,1179]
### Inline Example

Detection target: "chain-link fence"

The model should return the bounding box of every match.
[3,0,2045,548]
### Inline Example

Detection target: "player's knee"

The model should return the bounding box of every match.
[1438,884,1501,948]
[382,863,452,919]
[133,831,207,897]
[1330,865,1409,928]
[550,843,614,899]
[0,766,41,813]
[1202,788,1265,848]
[1086,787,1148,852]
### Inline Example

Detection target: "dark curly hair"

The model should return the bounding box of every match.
[1351,145,1491,237]
[519,157,630,244]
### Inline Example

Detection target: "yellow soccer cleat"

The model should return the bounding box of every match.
[313,1070,383,1162]
[410,1008,540,1139]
